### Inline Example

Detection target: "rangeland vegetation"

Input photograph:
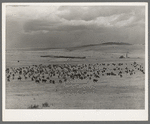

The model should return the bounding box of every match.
[6,48,145,109]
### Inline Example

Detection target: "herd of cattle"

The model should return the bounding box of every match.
[6,62,145,84]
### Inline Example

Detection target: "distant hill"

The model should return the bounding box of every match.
[66,42,132,51]
[10,42,132,51]
[101,42,131,45]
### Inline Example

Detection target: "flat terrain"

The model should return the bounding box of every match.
[5,45,145,109]
[6,73,144,109]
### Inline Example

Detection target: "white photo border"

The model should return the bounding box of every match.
[2,2,148,121]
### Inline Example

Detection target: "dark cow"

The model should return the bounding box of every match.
[42,79,47,83]
[18,76,22,80]
[93,79,98,82]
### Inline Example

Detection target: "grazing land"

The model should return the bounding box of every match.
[5,44,145,109]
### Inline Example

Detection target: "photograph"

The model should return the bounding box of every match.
[2,2,148,121]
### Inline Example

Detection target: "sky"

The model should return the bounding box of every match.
[6,5,145,49]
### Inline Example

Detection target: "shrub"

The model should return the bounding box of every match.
[28,104,39,109]
[119,55,125,58]
[42,102,49,107]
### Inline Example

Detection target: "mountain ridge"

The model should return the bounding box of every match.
[7,42,132,51]
[66,42,132,51]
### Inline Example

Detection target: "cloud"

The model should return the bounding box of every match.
[6,5,145,49]
[23,19,61,32]
[57,6,144,21]
[7,5,145,33]
[6,5,60,20]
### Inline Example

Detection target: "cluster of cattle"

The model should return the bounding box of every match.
[6,62,145,84]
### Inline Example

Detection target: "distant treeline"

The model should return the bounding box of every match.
[41,55,86,59]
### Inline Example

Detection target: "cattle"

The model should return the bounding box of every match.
[35,80,40,83]
[18,76,22,80]
[42,79,47,83]
[5,61,145,84]
[93,79,98,82]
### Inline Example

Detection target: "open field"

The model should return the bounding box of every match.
[6,72,144,109]
[5,45,145,109]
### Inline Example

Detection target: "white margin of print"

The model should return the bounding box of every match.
[2,2,148,121]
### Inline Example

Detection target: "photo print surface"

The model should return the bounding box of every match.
[2,2,148,121]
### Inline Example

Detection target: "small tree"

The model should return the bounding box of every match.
[119,55,125,59]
